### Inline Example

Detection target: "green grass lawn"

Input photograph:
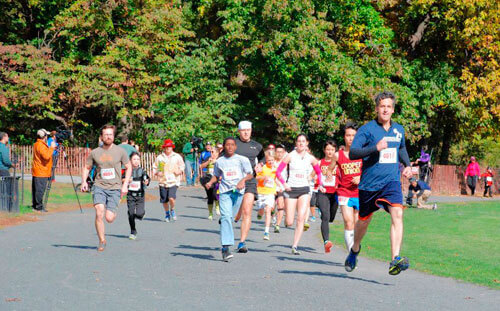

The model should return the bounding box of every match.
[330,201,500,289]
[16,182,92,215]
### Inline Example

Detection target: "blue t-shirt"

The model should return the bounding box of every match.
[352,120,406,191]
[409,180,431,192]
[199,150,211,173]
[213,154,252,194]
[47,137,59,156]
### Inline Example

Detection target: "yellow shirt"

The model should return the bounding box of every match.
[257,164,277,195]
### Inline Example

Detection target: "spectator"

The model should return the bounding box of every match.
[465,156,481,196]
[481,167,494,198]
[0,131,13,176]
[182,137,198,186]
[199,142,212,176]
[47,131,59,181]
[407,177,436,210]
[118,135,137,158]
[216,142,223,155]
[413,149,432,182]
[129,139,140,152]
[32,129,56,212]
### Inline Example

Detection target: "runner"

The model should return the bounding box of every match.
[276,134,322,255]
[481,167,494,197]
[200,147,220,220]
[344,92,413,275]
[234,121,264,253]
[205,137,253,262]
[273,144,287,233]
[153,139,185,222]
[81,124,131,252]
[126,152,150,240]
[336,122,363,252]
[316,140,339,253]
[256,150,277,240]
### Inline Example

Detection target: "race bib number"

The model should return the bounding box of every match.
[128,181,141,191]
[166,173,176,183]
[323,175,336,187]
[294,173,305,180]
[379,148,397,164]
[224,168,241,181]
[487,177,493,182]
[264,178,275,188]
[101,168,116,180]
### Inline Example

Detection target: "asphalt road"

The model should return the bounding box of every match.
[0,187,498,310]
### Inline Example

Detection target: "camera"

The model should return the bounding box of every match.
[191,136,203,150]
[55,126,72,143]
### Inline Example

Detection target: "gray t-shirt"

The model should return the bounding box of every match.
[87,144,129,190]
[213,154,252,194]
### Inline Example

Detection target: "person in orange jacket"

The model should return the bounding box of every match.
[481,167,494,197]
[32,129,56,212]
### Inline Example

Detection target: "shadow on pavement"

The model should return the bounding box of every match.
[267,244,319,253]
[275,256,343,267]
[180,215,210,220]
[184,195,205,200]
[143,217,164,222]
[279,270,393,286]
[185,228,219,234]
[170,252,218,261]
[184,206,207,210]
[177,244,219,251]
[52,244,97,250]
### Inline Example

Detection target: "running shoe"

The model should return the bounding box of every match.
[304,223,310,231]
[291,246,301,255]
[165,211,170,222]
[129,234,137,240]
[171,210,177,221]
[208,214,213,221]
[237,242,248,253]
[274,225,280,233]
[324,240,333,253]
[263,232,270,240]
[344,246,361,272]
[389,256,410,275]
[97,240,107,252]
[222,247,233,262]
[310,216,316,222]
[215,206,220,216]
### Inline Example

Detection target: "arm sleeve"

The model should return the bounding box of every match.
[182,143,191,154]
[349,129,377,160]
[242,157,253,175]
[40,144,54,161]
[121,150,129,165]
[2,147,12,167]
[398,146,411,167]
[313,164,322,186]
[276,161,287,184]
[213,161,222,178]
[257,145,265,164]
[178,155,185,171]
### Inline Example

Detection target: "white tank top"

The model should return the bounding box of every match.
[287,150,314,188]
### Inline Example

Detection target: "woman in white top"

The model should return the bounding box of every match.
[276,134,322,255]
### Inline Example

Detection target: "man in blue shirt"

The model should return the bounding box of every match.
[0,132,13,176]
[407,177,436,210]
[344,91,413,276]
[199,142,212,177]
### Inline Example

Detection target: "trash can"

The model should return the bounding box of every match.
[0,176,20,213]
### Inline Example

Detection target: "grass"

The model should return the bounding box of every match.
[330,201,500,289]
[16,182,92,215]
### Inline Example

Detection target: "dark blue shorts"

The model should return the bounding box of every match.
[358,181,403,220]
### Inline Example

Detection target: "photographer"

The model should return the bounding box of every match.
[182,136,203,186]
[32,129,56,212]
[0,132,13,176]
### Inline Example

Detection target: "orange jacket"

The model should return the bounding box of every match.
[32,139,55,177]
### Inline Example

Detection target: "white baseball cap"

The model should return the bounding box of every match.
[238,121,252,130]
[37,129,50,138]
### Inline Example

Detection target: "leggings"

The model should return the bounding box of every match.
[127,195,145,234]
[317,192,338,242]
[205,185,217,204]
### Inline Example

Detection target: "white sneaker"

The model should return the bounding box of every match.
[129,234,137,240]
[208,215,213,220]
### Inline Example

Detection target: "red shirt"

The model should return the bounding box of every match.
[481,171,494,186]
[336,150,363,197]
[317,159,337,194]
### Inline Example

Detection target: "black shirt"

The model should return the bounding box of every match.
[126,167,149,197]
[235,137,264,174]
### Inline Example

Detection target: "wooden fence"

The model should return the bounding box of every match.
[7,145,499,195]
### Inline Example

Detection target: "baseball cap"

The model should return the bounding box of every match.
[238,121,252,130]
[409,177,417,183]
[37,129,50,138]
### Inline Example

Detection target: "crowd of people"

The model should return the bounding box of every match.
[0,92,497,276]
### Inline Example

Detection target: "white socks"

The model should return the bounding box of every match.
[344,230,354,251]
[265,226,270,234]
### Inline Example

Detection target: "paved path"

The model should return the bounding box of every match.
[1,187,498,310]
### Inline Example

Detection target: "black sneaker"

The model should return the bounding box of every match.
[389,256,410,275]
[222,247,233,262]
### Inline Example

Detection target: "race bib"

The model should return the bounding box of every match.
[208,167,214,175]
[294,173,305,180]
[338,196,349,206]
[166,173,176,183]
[128,181,141,191]
[264,178,275,188]
[323,175,336,187]
[487,177,493,182]
[224,168,241,181]
[411,167,419,174]
[101,168,116,180]
[379,148,397,164]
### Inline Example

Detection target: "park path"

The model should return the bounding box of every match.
[0,187,498,311]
